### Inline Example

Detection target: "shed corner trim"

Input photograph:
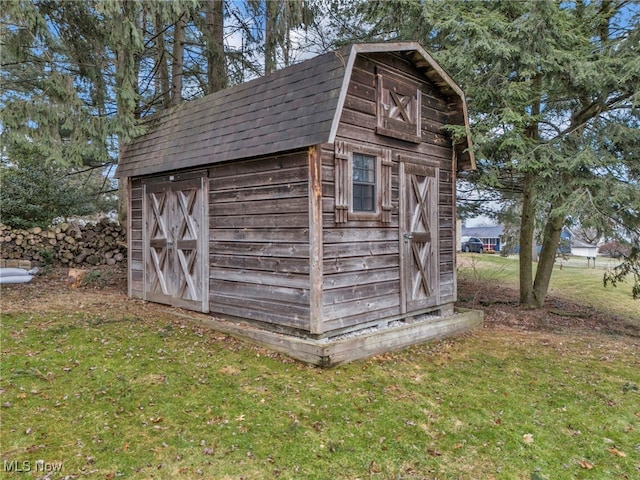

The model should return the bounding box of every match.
[327,45,358,144]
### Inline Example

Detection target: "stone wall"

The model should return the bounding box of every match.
[0,218,126,268]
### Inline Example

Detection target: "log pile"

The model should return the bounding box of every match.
[0,218,126,268]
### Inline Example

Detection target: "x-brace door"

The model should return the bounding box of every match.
[400,161,439,312]
[143,175,208,313]
[172,178,207,311]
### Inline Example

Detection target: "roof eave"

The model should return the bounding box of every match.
[327,45,358,144]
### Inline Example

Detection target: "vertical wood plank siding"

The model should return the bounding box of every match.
[208,151,312,330]
[124,46,470,341]
[129,179,144,297]
[321,53,457,331]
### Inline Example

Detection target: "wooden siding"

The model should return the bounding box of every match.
[321,52,457,332]
[208,151,312,330]
[124,44,474,345]
[321,138,401,331]
[129,179,144,298]
[439,168,456,303]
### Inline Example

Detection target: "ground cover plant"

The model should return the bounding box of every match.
[1,267,639,479]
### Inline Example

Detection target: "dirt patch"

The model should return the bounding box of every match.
[457,278,640,338]
[1,266,129,316]
[2,267,638,340]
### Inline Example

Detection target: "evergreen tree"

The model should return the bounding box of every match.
[1,0,114,166]
[353,0,640,305]
[0,145,116,228]
[247,0,314,74]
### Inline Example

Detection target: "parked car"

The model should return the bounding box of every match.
[460,236,484,253]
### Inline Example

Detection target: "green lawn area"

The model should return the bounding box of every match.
[2,290,639,479]
[457,253,639,325]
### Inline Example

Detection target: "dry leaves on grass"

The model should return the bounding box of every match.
[607,447,627,457]
[578,460,594,470]
[457,278,640,338]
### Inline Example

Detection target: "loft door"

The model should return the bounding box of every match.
[400,161,439,312]
[143,174,208,313]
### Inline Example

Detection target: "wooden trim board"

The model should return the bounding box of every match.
[172,308,483,367]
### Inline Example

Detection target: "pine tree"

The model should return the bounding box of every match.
[354,0,640,305]
[248,0,314,74]
[1,1,114,167]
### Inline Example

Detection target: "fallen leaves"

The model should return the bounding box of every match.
[368,460,381,474]
[522,433,534,444]
[607,447,627,457]
[578,460,594,470]
[201,440,217,456]
[576,446,627,471]
[219,365,239,376]
[2,267,638,479]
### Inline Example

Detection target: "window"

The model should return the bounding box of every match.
[352,153,376,212]
[334,141,393,224]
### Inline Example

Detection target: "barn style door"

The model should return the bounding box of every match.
[143,174,208,313]
[400,161,439,312]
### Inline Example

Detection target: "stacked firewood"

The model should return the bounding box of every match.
[0,218,126,267]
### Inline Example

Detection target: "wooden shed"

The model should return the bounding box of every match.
[117,42,482,366]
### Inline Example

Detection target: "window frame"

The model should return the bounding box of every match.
[334,141,393,224]
[347,145,382,221]
[350,151,379,217]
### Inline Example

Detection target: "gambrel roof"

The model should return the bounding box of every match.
[117,42,475,179]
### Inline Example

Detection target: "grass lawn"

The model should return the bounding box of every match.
[457,253,639,325]
[1,269,639,479]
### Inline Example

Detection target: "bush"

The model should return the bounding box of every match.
[0,153,115,229]
[598,241,632,258]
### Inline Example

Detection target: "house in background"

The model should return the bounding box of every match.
[558,228,573,255]
[460,225,503,252]
[566,230,600,267]
[458,223,599,262]
[117,42,482,366]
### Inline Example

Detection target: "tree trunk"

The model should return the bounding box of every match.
[264,0,278,74]
[170,14,185,106]
[205,0,227,93]
[532,205,565,307]
[519,74,542,308]
[115,0,139,227]
[519,171,537,307]
[156,11,170,108]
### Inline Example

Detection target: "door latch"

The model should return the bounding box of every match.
[403,233,413,242]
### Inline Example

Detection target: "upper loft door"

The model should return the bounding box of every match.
[143,173,209,313]
[400,161,439,313]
